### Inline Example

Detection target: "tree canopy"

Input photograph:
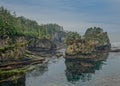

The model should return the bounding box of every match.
[0,7,65,40]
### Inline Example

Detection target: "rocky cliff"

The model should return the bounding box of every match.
[65,27,111,57]
[0,36,27,62]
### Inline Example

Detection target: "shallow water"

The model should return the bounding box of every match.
[25,52,120,86]
[1,52,120,86]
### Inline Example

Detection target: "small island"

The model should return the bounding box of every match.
[65,27,111,60]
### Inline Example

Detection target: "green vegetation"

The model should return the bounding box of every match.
[0,68,25,80]
[64,31,81,45]
[84,27,110,47]
[0,7,18,39]
[0,6,65,39]
[0,6,111,82]
[0,6,66,60]
[65,27,110,56]
[0,6,67,81]
[0,42,26,53]
[0,65,36,81]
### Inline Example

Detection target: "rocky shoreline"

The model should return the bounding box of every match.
[0,47,64,83]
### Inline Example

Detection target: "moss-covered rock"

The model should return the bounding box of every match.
[65,27,110,57]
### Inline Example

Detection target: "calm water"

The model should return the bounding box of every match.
[25,52,120,86]
[1,51,120,86]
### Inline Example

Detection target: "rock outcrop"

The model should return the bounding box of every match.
[65,27,111,58]
[0,36,27,61]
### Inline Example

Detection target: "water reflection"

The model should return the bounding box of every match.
[0,63,48,86]
[26,64,48,78]
[0,76,25,86]
[65,51,109,83]
[0,51,110,86]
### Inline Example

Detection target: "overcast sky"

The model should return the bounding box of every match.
[0,0,120,34]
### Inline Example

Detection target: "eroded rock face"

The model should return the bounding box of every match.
[27,30,66,51]
[0,37,26,61]
[65,27,111,57]
[28,38,56,50]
